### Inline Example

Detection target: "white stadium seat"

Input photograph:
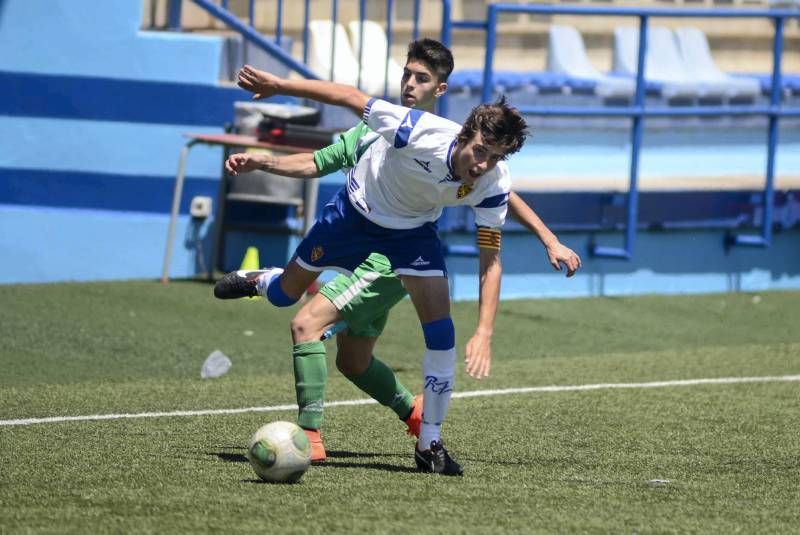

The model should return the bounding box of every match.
[613,26,704,100]
[307,20,362,89]
[674,26,761,102]
[547,25,635,99]
[347,20,404,97]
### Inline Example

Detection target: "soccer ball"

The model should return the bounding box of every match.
[246,421,311,483]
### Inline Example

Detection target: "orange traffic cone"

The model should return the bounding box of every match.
[240,247,260,301]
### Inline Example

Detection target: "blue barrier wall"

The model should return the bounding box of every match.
[0,0,798,299]
[443,229,800,300]
[0,0,300,283]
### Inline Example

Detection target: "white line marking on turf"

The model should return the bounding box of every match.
[2,374,798,427]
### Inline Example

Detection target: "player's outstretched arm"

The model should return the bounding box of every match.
[237,65,370,117]
[507,191,582,277]
[465,246,502,379]
[225,152,321,179]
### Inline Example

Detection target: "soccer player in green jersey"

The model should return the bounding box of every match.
[221,39,581,473]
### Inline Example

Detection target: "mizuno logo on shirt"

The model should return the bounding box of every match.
[414,158,432,173]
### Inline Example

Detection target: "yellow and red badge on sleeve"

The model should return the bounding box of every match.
[476,227,502,250]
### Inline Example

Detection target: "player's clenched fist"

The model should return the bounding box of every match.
[225,153,263,176]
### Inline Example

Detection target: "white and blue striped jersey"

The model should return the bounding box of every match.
[345,98,511,230]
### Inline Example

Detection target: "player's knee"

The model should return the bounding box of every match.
[290,313,317,344]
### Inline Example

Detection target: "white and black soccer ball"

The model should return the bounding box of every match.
[246,421,311,483]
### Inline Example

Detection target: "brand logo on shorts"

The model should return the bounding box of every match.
[310,246,324,262]
[457,184,473,199]
[425,376,453,394]
[411,256,430,267]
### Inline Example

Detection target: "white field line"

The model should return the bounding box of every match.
[2,374,799,428]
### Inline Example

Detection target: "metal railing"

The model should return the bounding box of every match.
[170,0,423,101]
[163,0,798,259]
[445,2,799,259]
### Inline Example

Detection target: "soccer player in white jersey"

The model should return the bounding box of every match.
[216,56,530,475]
[216,39,580,467]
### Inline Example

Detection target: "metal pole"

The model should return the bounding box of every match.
[761,16,785,246]
[481,6,497,105]
[358,0,366,91]
[303,178,319,235]
[624,16,648,258]
[439,0,452,118]
[413,0,421,41]
[384,0,394,100]
[330,0,338,82]
[303,0,310,65]
[590,16,648,259]
[275,0,283,44]
[191,0,319,79]
[168,0,182,30]
[162,139,199,283]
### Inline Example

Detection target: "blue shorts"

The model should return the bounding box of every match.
[293,188,447,277]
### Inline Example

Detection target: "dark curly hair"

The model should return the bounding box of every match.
[458,96,528,157]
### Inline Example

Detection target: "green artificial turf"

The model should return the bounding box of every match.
[1,281,798,533]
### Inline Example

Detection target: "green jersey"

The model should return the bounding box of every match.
[313,124,408,337]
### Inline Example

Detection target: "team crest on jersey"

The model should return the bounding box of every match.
[457,184,473,199]
[310,246,324,262]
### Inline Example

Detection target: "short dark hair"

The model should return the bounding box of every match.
[458,96,528,157]
[406,38,454,83]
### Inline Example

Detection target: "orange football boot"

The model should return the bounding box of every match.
[403,394,423,438]
[303,428,327,462]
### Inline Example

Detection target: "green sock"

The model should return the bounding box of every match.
[293,341,327,430]
[346,356,414,420]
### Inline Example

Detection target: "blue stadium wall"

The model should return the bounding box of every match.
[0,0,299,284]
[1,0,798,298]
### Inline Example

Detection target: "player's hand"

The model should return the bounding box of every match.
[224,153,262,176]
[465,331,492,379]
[546,241,582,277]
[237,64,281,100]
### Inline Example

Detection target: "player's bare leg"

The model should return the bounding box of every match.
[291,292,341,343]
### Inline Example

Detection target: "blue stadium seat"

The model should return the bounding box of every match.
[447,69,484,92]
[733,73,800,97]
[448,69,567,95]
[524,72,568,94]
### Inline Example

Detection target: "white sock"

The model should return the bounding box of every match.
[419,347,456,449]
[255,267,283,298]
